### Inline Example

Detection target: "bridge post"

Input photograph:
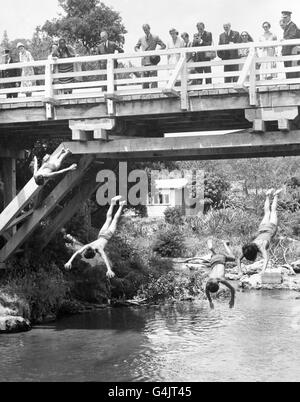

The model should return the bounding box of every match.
[44,59,55,119]
[1,157,17,235]
[181,57,189,111]
[106,58,115,115]
[245,106,298,132]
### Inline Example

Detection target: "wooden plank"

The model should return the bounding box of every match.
[5,210,33,231]
[40,170,99,249]
[165,54,185,91]
[0,154,95,262]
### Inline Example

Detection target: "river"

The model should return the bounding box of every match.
[0,290,300,382]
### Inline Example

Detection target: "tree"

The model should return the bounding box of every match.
[41,0,127,51]
[1,30,10,50]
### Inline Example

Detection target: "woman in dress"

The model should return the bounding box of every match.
[259,21,277,80]
[52,38,76,94]
[167,28,185,66]
[17,42,35,97]
[238,31,254,59]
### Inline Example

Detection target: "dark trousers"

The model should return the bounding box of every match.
[142,69,158,89]
[284,60,300,79]
[195,66,212,84]
[224,64,239,83]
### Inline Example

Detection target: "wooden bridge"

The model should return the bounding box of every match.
[0,39,300,265]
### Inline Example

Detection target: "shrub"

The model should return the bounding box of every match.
[137,271,205,302]
[204,173,230,213]
[152,226,186,257]
[164,206,184,225]
[2,263,68,323]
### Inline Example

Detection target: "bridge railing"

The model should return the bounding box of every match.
[0,39,300,110]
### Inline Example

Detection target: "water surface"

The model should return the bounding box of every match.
[0,290,300,382]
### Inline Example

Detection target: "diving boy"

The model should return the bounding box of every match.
[205,239,237,309]
[64,196,125,278]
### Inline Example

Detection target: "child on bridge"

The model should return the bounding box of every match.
[64,196,125,278]
[33,148,77,186]
[205,239,237,309]
[238,189,282,273]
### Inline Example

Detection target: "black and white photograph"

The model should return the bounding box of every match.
[0,0,300,386]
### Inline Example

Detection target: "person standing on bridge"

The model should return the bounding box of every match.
[258,22,277,80]
[192,22,214,85]
[97,31,124,92]
[280,11,300,79]
[238,189,283,273]
[217,23,241,83]
[17,42,35,97]
[64,196,126,278]
[134,24,166,89]
[52,39,76,94]
[0,48,20,98]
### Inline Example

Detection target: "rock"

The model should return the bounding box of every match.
[240,274,262,290]
[0,316,31,334]
[239,272,300,291]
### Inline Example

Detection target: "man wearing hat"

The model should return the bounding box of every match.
[0,49,20,98]
[135,24,166,89]
[281,11,300,78]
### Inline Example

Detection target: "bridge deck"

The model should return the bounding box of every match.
[0,40,300,143]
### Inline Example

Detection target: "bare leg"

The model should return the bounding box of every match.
[260,189,273,225]
[107,200,125,233]
[223,240,236,260]
[56,148,71,165]
[270,189,282,225]
[99,196,123,234]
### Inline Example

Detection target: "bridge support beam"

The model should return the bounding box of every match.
[69,118,115,141]
[61,129,300,160]
[245,106,298,132]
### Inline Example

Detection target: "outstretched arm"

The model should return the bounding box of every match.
[205,286,214,309]
[97,248,115,278]
[259,243,269,273]
[236,254,244,275]
[44,164,77,178]
[219,279,235,308]
[64,244,89,269]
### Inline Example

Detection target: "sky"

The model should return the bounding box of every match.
[1,0,300,51]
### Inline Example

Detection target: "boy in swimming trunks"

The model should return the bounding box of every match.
[205,239,236,309]
[64,196,125,278]
[33,148,77,186]
[238,188,282,273]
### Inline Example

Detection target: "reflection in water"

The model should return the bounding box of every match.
[0,290,300,382]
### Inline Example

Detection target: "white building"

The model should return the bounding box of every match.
[147,178,188,218]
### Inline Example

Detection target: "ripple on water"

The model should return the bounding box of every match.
[0,291,300,381]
